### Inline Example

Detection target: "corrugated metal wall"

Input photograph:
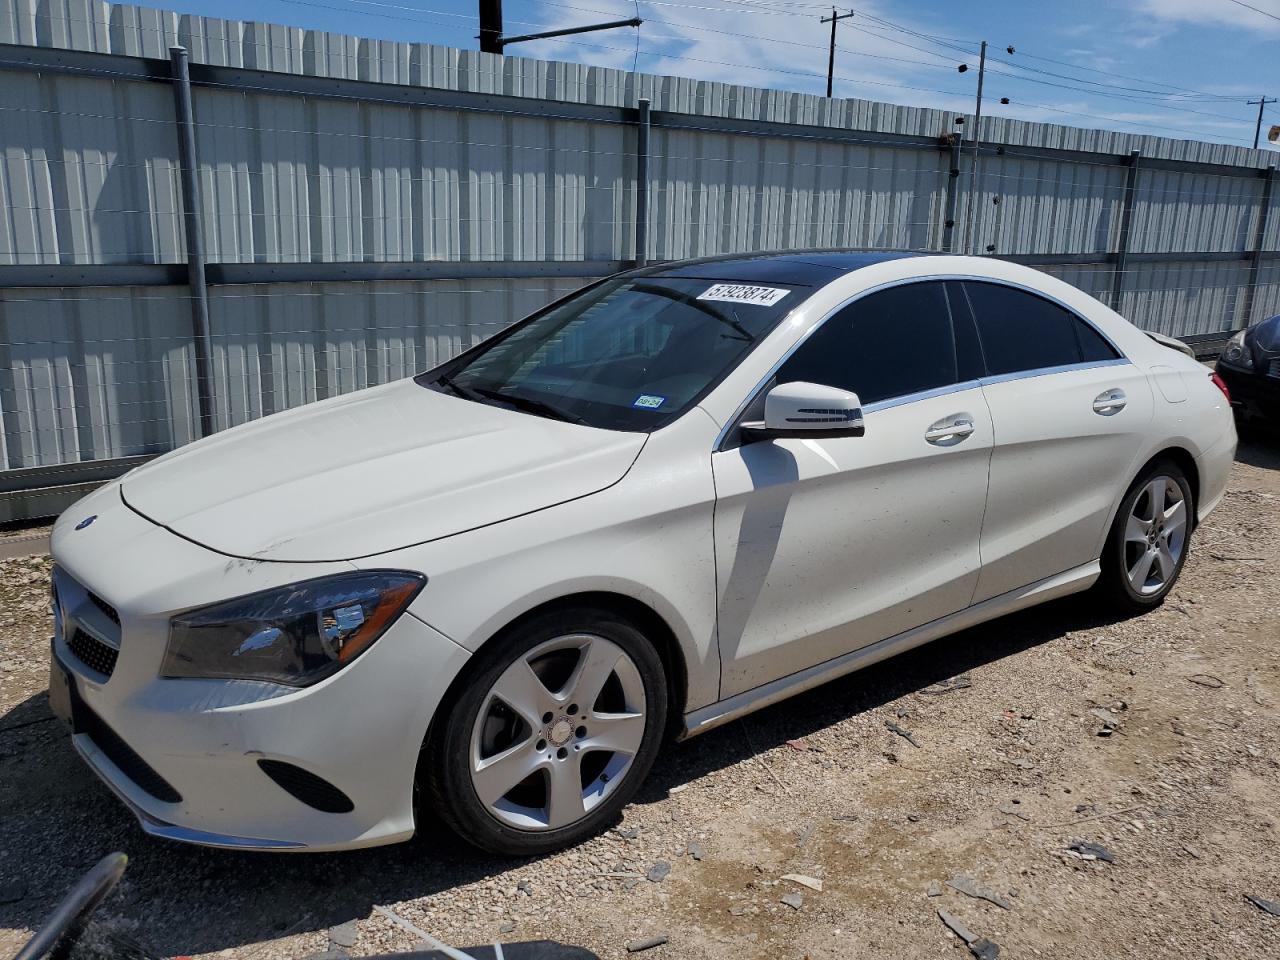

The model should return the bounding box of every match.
[208,277,586,430]
[1,0,1278,483]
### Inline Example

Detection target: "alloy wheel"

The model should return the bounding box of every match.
[469,634,647,831]
[1123,476,1188,596]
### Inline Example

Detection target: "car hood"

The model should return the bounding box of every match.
[121,379,646,562]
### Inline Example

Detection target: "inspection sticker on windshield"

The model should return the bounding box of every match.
[633,394,666,409]
[697,283,790,307]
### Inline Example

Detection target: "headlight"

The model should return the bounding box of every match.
[162,571,425,686]
[1220,328,1253,371]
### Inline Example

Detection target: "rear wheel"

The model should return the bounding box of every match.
[1097,460,1194,612]
[423,606,667,855]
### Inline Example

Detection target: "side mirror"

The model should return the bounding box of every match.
[741,381,865,441]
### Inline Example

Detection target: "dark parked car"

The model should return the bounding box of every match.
[1216,313,1280,427]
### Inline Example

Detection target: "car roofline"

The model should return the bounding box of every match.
[620,248,938,284]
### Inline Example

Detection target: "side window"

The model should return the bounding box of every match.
[776,281,958,405]
[962,282,1115,375]
[1075,318,1122,362]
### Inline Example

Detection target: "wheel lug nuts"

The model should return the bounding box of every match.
[556,747,568,760]
[542,712,553,724]
[567,703,578,716]
[535,738,547,751]
[576,726,587,738]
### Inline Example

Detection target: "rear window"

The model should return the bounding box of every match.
[961,281,1119,376]
[420,276,805,431]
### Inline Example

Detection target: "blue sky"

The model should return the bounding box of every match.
[130,0,1279,150]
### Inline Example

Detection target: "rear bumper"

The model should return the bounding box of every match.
[1194,425,1237,523]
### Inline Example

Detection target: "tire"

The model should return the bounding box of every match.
[1096,459,1195,613]
[422,605,668,856]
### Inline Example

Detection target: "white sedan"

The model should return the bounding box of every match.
[48,252,1235,854]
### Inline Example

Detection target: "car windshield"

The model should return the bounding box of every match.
[418,275,806,431]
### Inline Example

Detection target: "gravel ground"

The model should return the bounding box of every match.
[1,441,1278,960]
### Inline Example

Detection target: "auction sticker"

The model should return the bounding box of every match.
[633,394,666,409]
[697,283,790,307]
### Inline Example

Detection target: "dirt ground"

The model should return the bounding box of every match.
[1,440,1278,960]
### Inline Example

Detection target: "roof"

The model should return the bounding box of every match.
[637,249,931,286]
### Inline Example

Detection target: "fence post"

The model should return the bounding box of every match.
[169,46,216,439]
[942,132,962,253]
[1110,149,1141,310]
[1240,163,1276,328]
[635,98,651,268]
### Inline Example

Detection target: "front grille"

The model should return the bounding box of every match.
[1269,358,1280,379]
[71,690,183,804]
[66,627,119,678]
[258,760,354,813]
[88,591,120,626]
[53,566,122,680]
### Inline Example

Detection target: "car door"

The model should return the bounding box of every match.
[711,280,994,698]
[955,280,1156,603]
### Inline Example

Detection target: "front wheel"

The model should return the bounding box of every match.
[422,607,668,856]
[1097,460,1194,612]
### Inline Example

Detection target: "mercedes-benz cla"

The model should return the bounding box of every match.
[49,251,1236,855]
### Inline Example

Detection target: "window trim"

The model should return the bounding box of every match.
[712,274,1131,453]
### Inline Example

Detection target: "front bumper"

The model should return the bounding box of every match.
[1216,362,1280,422]
[49,483,470,852]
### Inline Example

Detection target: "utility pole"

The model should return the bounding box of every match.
[1249,96,1277,149]
[478,0,640,54]
[963,39,987,255]
[820,8,855,98]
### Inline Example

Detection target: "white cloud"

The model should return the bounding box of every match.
[1137,0,1280,33]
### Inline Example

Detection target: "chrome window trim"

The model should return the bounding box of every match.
[861,378,981,414]
[712,273,1131,452]
[978,357,1130,388]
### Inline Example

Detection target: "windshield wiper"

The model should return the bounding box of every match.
[435,373,487,403]
[437,374,586,425]
[473,387,588,425]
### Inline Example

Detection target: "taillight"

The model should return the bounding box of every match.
[1210,371,1231,404]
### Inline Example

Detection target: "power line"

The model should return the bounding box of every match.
[850,21,1239,104]
[1221,0,1280,24]
[980,52,1242,102]
[1010,49,1232,99]
[847,23,1253,119]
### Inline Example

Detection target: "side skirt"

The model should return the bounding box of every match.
[680,560,1100,739]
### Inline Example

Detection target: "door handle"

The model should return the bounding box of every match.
[1092,388,1127,416]
[925,414,976,446]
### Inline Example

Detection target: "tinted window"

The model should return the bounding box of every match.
[1075,318,1121,362]
[776,282,957,405]
[419,276,803,431]
[962,282,1118,375]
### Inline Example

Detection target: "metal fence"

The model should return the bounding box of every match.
[1,0,1278,520]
